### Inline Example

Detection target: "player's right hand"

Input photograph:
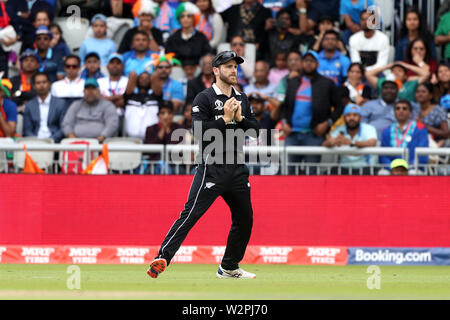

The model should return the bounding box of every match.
[223,98,237,123]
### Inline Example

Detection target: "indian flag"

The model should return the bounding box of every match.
[82,144,109,175]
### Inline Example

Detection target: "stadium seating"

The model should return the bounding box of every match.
[13,137,54,172]
[104,137,143,172]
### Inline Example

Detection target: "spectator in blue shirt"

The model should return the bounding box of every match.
[380,99,429,168]
[33,26,65,83]
[317,30,351,86]
[123,30,158,76]
[79,14,117,66]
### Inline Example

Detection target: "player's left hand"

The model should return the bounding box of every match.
[234,101,243,122]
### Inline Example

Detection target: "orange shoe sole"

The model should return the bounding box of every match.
[147,258,167,278]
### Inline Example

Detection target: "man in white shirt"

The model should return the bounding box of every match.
[23,72,69,142]
[51,54,85,109]
[349,10,390,71]
[98,53,129,116]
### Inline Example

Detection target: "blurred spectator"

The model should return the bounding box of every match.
[32,9,51,29]
[267,52,289,84]
[79,14,117,66]
[431,63,450,104]
[361,80,419,140]
[98,53,129,116]
[118,0,163,54]
[403,37,438,79]
[123,71,163,140]
[186,53,214,106]
[220,0,272,47]
[48,23,71,58]
[164,2,212,66]
[435,11,450,64]
[229,35,253,89]
[244,60,277,101]
[62,78,119,142]
[0,78,17,137]
[390,158,409,176]
[5,0,33,53]
[340,0,373,45]
[144,101,183,160]
[317,30,351,86]
[123,30,158,75]
[0,3,18,77]
[365,61,430,102]
[181,59,198,81]
[153,54,185,113]
[341,62,371,106]
[257,8,296,66]
[80,52,105,80]
[248,92,279,135]
[11,49,39,111]
[310,15,346,55]
[275,49,302,104]
[281,50,342,173]
[297,0,340,36]
[23,72,67,142]
[51,54,84,109]
[195,0,225,50]
[395,7,437,62]
[323,104,377,175]
[33,26,65,82]
[415,82,450,147]
[104,0,134,19]
[380,99,428,168]
[349,10,389,71]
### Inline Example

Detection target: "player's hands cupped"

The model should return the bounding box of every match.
[223,98,238,123]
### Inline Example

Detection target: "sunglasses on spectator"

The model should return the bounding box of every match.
[65,64,79,69]
[157,65,171,69]
[231,42,245,47]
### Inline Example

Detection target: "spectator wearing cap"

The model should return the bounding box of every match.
[0,79,18,138]
[340,0,374,45]
[79,14,117,66]
[33,26,65,82]
[98,53,129,117]
[11,49,40,110]
[51,54,84,109]
[349,10,389,71]
[62,78,119,142]
[118,0,163,54]
[123,70,164,140]
[317,30,351,86]
[152,53,185,114]
[380,99,428,169]
[23,71,68,142]
[220,0,272,46]
[390,159,409,176]
[164,2,212,66]
[323,103,378,175]
[123,30,158,76]
[361,80,419,140]
[80,52,105,80]
[365,61,430,102]
[281,50,343,174]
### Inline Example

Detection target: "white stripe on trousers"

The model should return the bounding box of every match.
[160,155,209,257]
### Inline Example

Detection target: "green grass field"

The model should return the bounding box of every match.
[1,264,449,300]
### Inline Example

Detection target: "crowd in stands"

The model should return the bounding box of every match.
[0,0,449,174]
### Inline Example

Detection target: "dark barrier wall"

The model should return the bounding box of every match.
[0,175,449,247]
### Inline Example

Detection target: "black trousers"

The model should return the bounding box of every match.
[156,163,253,270]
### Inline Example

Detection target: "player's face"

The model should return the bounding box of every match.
[217,60,238,85]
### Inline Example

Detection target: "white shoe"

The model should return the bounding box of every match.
[216,265,256,279]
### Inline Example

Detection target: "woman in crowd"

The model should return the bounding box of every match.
[342,62,371,106]
[431,63,450,104]
[415,82,450,147]
[49,23,71,57]
[403,37,438,79]
[195,0,224,50]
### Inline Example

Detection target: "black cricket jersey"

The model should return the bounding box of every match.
[191,83,261,164]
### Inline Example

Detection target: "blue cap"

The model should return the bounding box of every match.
[84,78,99,88]
[343,104,361,115]
[35,26,53,39]
[91,13,107,24]
[107,53,123,64]
[302,50,319,61]
[20,49,40,62]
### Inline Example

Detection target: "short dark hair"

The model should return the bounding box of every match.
[287,49,302,59]
[31,71,50,85]
[65,54,81,66]
[395,99,412,111]
[323,29,339,40]
[133,30,150,41]
[158,100,174,114]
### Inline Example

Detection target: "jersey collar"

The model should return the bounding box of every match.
[212,83,241,96]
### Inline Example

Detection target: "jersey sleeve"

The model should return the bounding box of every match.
[191,92,226,137]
